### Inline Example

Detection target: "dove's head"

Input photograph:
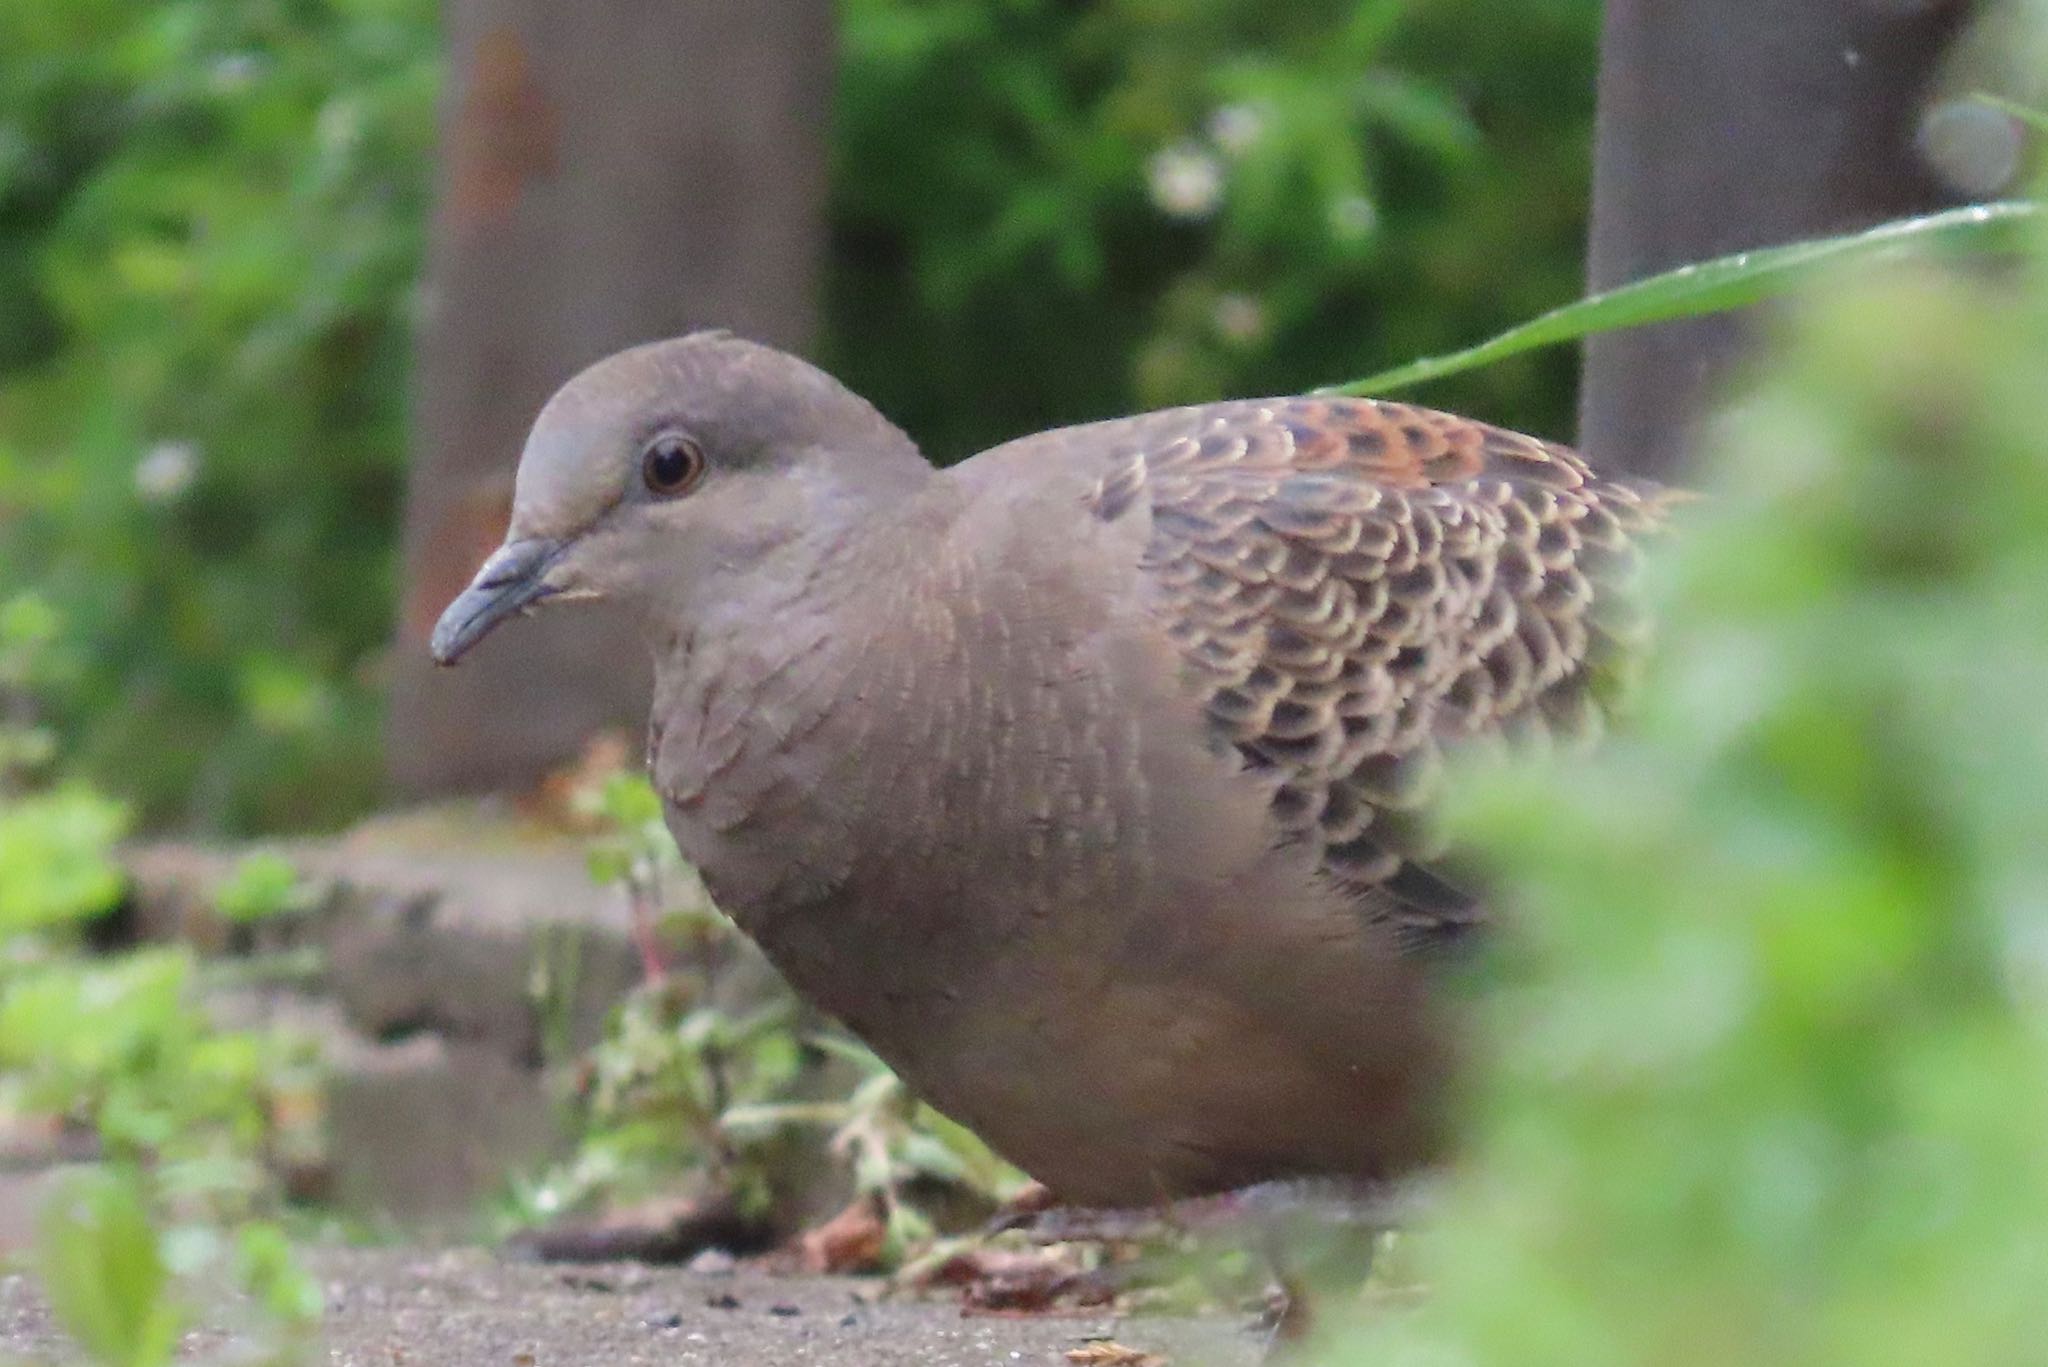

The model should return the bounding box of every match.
[430,332,923,666]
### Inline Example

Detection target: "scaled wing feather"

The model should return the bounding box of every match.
[1080,395,1679,949]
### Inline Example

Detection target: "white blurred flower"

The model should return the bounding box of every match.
[1328,194,1379,243]
[1148,142,1225,220]
[135,441,199,504]
[317,98,366,160]
[1206,103,1267,157]
[208,53,263,93]
[1918,99,2021,198]
[1213,292,1267,344]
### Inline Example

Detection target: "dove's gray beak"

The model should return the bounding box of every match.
[430,537,564,666]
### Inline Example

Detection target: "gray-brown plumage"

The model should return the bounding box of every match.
[432,332,1680,1207]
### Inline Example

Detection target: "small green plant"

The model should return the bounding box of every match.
[0,783,127,937]
[36,1171,181,1367]
[0,594,64,780]
[32,1167,321,1367]
[722,1035,1031,1259]
[517,770,1025,1262]
[212,852,316,926]
[0,602,322,1364]
[1,593,128,937]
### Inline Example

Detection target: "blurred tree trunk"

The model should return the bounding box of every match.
[1579,0,1977,478]
[389,0,834,797]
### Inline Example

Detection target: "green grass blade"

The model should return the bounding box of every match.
[1324,200,2042,396]
[1972,93,2048,137]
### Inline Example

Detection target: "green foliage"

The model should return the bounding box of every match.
[32,1168,319,1367]
[36,1170,182,1367]
[0,947,307,1176]
[0,601,321,1363]
[228,1221,324,1330]
[1323,187,2048,1367]
[213,850,312,924]
[829,0,1600,461]
[720,1035,1031,1258]
[4,2,1602,832]
[0,936,325,1360]
[579,770,669,890]
[0,784,128,934]
[518,771,807,1222]
[525,971,804,1226]
[0,590,132,936]
[0,0,440,831]
[0,593,64,778]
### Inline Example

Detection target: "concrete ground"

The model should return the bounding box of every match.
[0,1246,1265,1366]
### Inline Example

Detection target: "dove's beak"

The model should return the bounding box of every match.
[430,536,565,666]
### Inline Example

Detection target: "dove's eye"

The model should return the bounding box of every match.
[642,434,706,496]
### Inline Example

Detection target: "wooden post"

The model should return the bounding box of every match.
[389,0,834,796]
[1579,0,1976,478]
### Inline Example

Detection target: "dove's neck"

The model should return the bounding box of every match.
[640,455,966,920]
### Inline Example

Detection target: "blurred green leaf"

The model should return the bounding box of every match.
[0,785,130,938]
[0,0,438,829]
[895,1130,971,1184]
[0,593,62,689]
[212,851,308,924]
[36,1169,183,1367]
[1973,92,2048,136]
[234,1221,323,1326]
[585,845,632,887]
[600,773,664,828]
